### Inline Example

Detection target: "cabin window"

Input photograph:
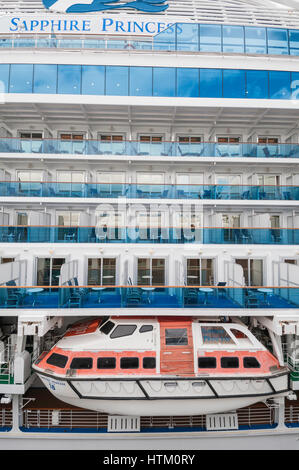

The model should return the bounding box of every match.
[120,357,139,369]
[198,357,217,368]
[243,357,261,368]
[70,357,93,369]
[110,325,137,339]
[100,320,115,335]
[221,357,239,368]
[230,329,248,339]
[139,325,153,333]
[97,357,116,369]
[165,328,188,346]
[201,326,235,345]
[143,357,156,369]
[46,353,68,369]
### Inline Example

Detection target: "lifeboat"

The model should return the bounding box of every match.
[32,316,290,416]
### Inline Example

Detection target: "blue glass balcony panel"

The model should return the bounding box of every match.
[244,27,267,54]
[267,28,289,55]
[2,23,299,58]
[199,24,222,52]
[1,138,299,159]
[222,25,245,53]
[176,23,199,51]
[0,226,298,245]
[0,182,298,200]
[0,286,298,309]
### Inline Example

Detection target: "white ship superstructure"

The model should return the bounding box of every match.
[0,0,299,450]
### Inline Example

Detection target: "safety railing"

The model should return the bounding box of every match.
[21,404,275,431]
[0,285,298,309]
[0,138,299,159]
[0,345,14,385]
[0,35,153,52]
[0,226,298,245]
[285,406,299,426]
[0,182,298,201]
[0,408,12,429]
[2,21,299,59]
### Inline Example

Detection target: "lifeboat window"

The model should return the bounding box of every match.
[201,326,235,345]
[231,329,249,339]
[120,357,139,369]
[70,357,93,369]
[110,325,137,339]
[165,328,188,346]
[198,357,216,369]
[46,353,68,369]
[100,320,115,335]
[139,325,153,333]
[97,357,116,369]
[221,357,239,368]
[243,357,261,368]
[143,357,156,369]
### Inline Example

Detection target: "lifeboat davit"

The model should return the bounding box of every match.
[33,316,290,416]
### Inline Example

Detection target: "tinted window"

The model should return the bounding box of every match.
[243,357,261,368]
[58,65,81,94]
[34,64,57,94]
[269,71,291,99]
[200,69,222,97]
[198,357,216,368]
[130,66,152,96]
[223,69,246,98]
[46,352,68,368]
[143,357,156,369]
[221,357,239,368]
[120,357,139,369]
[110,324,137,339]
[100,320,115,335]
[10,64,33,93]
[177,68,199,97]
[165,328,188,345]
[246,70,269,99]
[153,67,176,97]
[82,65,105,95]
[139,325,153,333]
[70,357,93,369]
[106,66,128,95]
[97,357,116,369]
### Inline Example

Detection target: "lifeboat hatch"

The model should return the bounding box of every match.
[160,321,194,375]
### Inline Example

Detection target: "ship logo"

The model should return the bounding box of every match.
[42,0,169,13]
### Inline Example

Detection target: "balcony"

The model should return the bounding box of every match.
[0,285,297,309]
[1,182,298,201]
[1,138,299,159]
[2,22,299,59]
[0,226,298,245]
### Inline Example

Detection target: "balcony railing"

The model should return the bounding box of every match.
[0,226,298,245]
[0,285,298,309]
[0,138,299,159]
[1,182,298,201]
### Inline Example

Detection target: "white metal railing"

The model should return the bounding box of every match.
[21,405,277,431]
[0,408,12,428]
[285,406,299,425]
[0,345,14,384]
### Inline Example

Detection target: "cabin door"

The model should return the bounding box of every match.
[159,321,194,375]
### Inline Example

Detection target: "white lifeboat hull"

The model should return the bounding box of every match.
[37,370,289,416]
